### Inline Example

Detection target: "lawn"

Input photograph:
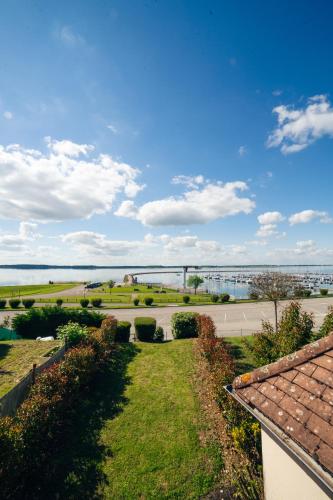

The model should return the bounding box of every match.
[224,335,257,375]
[0,339,61,397]
[99,340,221,499]
[0,283,77,298]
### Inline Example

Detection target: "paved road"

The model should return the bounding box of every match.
[2,297,332,338]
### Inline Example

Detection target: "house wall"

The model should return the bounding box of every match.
[261,429,330,500]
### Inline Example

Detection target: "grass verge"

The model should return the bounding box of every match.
[0,283,77,298]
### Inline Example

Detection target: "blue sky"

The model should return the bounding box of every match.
[0,0,333,265]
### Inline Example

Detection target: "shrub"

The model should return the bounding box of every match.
[133,298,140,306]
[320,288,329,296]
[0,300,6,308]
[115,321,131,342]
[134,317,156,341]
[56,298,63,307]
[144,297,153,306]
[133,288,139,291]
[80,298,89,308]
[303,289,312,297]
[249,292,259,300]
[12,306,105,339]
[9,299,20,309]
[318,305,333,338]
[183,295,190,304]
[211,294,219,303]
[22,299,35,309]
[91,298,102,308]
[171,312,198,339]
[154,326,164,342]
[220,293,230,303]
[56,322,88,346]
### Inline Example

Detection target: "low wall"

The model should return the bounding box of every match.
[0,345,66,417]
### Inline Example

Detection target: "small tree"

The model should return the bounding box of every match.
[249,272,295,332]
[107,280,115,291]
[187,275,204,295]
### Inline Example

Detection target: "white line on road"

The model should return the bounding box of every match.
[224,312,227,322]
[261,310,266,318]
[243,312,247,321]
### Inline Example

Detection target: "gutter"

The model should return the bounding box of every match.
[225,384,333,497]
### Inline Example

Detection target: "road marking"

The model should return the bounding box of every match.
[243,312,247,321]
[261,310,266,318]
[224,312,227,322]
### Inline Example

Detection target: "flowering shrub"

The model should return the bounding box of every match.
[56,322,89,346]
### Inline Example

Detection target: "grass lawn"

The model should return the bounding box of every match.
[224,335,257,375]
[0,283,77,298]
[99,340,221,499]
[0,339,61,397]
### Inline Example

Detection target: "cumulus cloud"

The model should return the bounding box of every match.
[256,224,278,238]
[171,175,204,189]
[107,124,118,134]
[56,26,85,47]
[238,145,247,157]
[267,95,333,154]
[116,180,255,226]
[0,222,39,251]
[0,138,143,221]
[3,111,13,120]
[289,209,332,225]
[257,211,284,225]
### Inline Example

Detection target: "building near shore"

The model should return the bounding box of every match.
[228,334,333,499]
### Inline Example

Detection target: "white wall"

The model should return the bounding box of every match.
[261,429,330,500]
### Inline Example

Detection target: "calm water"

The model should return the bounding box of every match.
[1,265,333,299]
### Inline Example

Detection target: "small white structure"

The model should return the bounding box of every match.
[229,334,333,499]
[36,336,55,341]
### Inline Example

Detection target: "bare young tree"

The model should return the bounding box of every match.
[249,272,295,332]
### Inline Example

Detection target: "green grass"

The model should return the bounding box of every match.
[0,339,61,397]
[0,283,77,298]
[224,335,256,375]
[100,340,221,499]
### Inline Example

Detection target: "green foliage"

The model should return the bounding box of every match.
[22,299,35,309]
[9,299,20,309]
[144,297,153,306]
[220,293,230,303]
[0,300,6,308]
[56,298,63,307]
[211,294,219,303]
[134,317,156,341]
[107,280,115,289]
[243,301,314,366]
[293,285,311,298]
[80,298,89,308]
[318,306,333,339]
[154,326,164,342]
[12,306,105,339]
[187,275,204,293]
[320,288,329,296]
[56,322,88,346]
[91,298,102,308]
[133,298,140,306]
[182,295,190,304]
[171,312,199,339]
[249,292,259,300]
[115,321,131,342]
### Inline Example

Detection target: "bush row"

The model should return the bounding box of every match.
[0,299,36,309]
[0,315,118,498]
[211,293,230,303]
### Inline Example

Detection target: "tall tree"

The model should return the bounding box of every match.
[187,275,204,294]
[249,272,295,332]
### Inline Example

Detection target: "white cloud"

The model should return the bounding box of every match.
[0,222,39,251]
[257,211,284,225]
[171,175,205,189]
[57,26,85,47]
[3,111,13,120]
[107,124,118,134]
[289,209,332,225]
[267,95,333,154]
[0,138,143,221]
[256,224,278,238]
[116,180,255,226]
[238,145,247,157]
[272,89,283,96]
[61,231,139,256]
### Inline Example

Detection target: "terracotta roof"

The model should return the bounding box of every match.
[232,333,333,478]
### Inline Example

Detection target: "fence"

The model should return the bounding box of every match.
[0,345,66,417]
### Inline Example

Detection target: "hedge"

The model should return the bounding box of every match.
[80,298,89,308]
[171,312,199,339]
[144,297,153,306]
[220,293,230,303]
[12,306,106,339]
[22,299,35,309]
[134,317,156,341]
[182,295,190,304]
[91,298,102,307]
[0,300,6,308]
[9,299,20,309]
[0,315,117,498]
[115,321,131,342]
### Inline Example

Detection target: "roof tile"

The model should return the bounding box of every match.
[258,381,285,403]
[274,376,304,400]
[322,387,333,406]
[296,362,316,377]
[279,394,311,424]
[312,366,333,389]
[293,372,325,397]
[307,413,333,448]
[298,391,333,423]
[312,355,333,371]
[317,443,333,474]
[284,416,320,455]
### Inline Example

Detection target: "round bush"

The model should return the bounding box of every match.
[80,298,90,308]
[211,294,219,303]
[22,299,35,309]
[220,293,230,303]
[320,288,329,296]
[144,297,154,306]
[183,295,190,304]
[303,290,312,297]
[0,300,7,308]
[56,322,88,346]
[115,321,131,342]
[171,312,199,339]
[56,298,63,307]
[133,298,140,306]
[134,317,156,341]
[154,326,164,342]
[9,299,21,309]
[91,298,102,308]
